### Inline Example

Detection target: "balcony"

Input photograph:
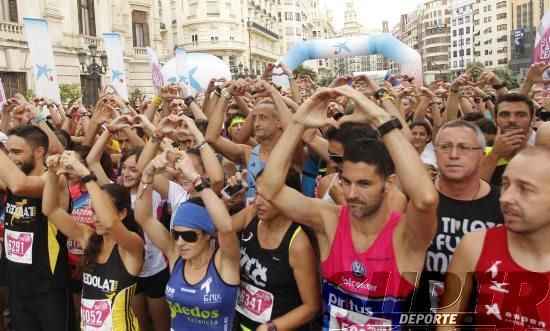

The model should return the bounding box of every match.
[0,20,24,42]
[181,40,247,52]
[134,47,148,56]
[249,21,279,40]
[80,35,103,49]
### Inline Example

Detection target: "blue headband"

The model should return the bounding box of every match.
[172,201,215,235]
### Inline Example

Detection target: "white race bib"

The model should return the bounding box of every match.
[329,305,392,331]
[5,229,33,264]
[236,281,274,323]
[81,298,113,331]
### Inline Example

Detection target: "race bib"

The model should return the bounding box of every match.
[236,281,274,323]
[5,229,33,264]
[329,306,392,331]
[68,238,84,255]
[81,298,112,330]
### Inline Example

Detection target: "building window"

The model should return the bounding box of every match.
[466,26,470,33]
[286,26,294,36]
[295,12,300,21]
[188,2,197,17]
[466,48,471,55]
[2,0,18,22]
[284,12,293,20]
[191,34,198,45]
[229,55,236,67]
[210,36,218,43]
[453,40,457,47]
[497,13,506,20]
[458,17,463,24]
[78,0,96,36]
[206,1,219,16]
[496,1,506,8]
[0,72,26,98]
[465,15,470,23]
[132,11,150,47]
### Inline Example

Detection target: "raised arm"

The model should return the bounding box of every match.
[519,62,550,96]
[43,155,94,246]
[175,152,240,282]
[335,85,438,248]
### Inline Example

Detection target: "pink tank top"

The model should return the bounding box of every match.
[320,205,415,329]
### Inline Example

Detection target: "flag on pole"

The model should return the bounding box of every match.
[532,11,550,64]
[146,47,164,91]
[103,33,129,100]
[175,47,197,95]
[23,17,61,103]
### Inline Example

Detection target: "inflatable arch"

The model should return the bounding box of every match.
[277,34,423,84]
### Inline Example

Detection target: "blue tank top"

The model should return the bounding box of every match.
[301,155,319,197]
[165,249,238,330]
[245,146,266,205]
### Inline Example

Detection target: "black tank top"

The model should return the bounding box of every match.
[3,190,69,295]
[81,243,138,330]
[236,217,309,330]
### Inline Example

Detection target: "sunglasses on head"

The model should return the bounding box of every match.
[328,152,343,164]
[171,229,200,243]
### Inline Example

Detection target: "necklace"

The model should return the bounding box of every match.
[189,249,212,270]
[260,220,270,239]
[438,180,481,201]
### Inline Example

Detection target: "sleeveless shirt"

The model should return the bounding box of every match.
[68,185,94,279]
[321,206,415,330]
[245,146,266,206]
[81,244,138,331]
[472,226,550,329]
[165,249,238,330]
[236,217,307,330]
[3,189,70,295]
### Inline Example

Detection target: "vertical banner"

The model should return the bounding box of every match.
[103,33,129,100]
[175,47,196,95]
[146,47,164,91]
[0,77,5,111]
[532,11,550,64]
[23,17,61,103]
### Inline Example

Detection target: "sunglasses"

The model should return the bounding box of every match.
[329,152,343,164]
[170,229,200,243]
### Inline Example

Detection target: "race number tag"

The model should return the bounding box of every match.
[81,298,112,330]
[5,229,33,264]
[68,238,84,255]
[329,306,392,331]
[236,281,274,323]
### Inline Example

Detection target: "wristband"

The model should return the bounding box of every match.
[80,172,97,185]
[492,82,506,90]
[287,74,295,80]
[151,95,163,107]
[35,113,46,123]
[266,321,277,331]
[221,88,231,100]
[429,100,439,106]
[215,85,222,93]
[193,139,207,150]
[482,96,492,102]
[151,130,164,143]
[213,90,221,97]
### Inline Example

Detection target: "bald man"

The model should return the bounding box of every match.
[535,121,550,147]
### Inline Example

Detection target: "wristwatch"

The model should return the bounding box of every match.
[376,116,402,137]
[193,176,211,192]
[80,172,97,185]
[492,82,506,90]
[266,321,277,331]
[184,95,195,106]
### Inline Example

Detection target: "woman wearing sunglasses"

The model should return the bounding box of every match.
[134,151,240,331]
[43,151,144,330]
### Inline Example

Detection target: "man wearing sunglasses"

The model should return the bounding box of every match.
[417,120,502,311]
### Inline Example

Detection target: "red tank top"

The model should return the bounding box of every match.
[320,205,414,328]
[473,226,550,329]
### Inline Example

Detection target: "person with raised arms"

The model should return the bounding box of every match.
[43,151,144,330]
[257,86,439,328]
[134,149,240,330]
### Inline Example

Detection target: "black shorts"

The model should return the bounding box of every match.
[9,287,76,331]
[135,267,170,299]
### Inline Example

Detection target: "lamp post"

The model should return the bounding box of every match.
[78,43,108,106]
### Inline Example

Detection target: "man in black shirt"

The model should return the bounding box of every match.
[421,120,503,310]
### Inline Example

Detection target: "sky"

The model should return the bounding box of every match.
[319,0,426,32]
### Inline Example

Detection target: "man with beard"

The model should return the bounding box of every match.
[480,93,536,187]
[257,86,438,328]
[0,125,73,330]
[418,120,503,311]
[438,147,550,329]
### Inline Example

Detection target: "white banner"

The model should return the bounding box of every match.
[23,17,61,103]
[146,47,164,91]
[103,33,129,100]
[0,77,5,111]
[175,47,196,96]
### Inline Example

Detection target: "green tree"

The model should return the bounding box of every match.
[493,68,518,89]
[465,61,485,81]
[129,88,145,109]
[292,65,317,81]
[59,83,82,108]
[23,89,35,102]
[317,76,334,87]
